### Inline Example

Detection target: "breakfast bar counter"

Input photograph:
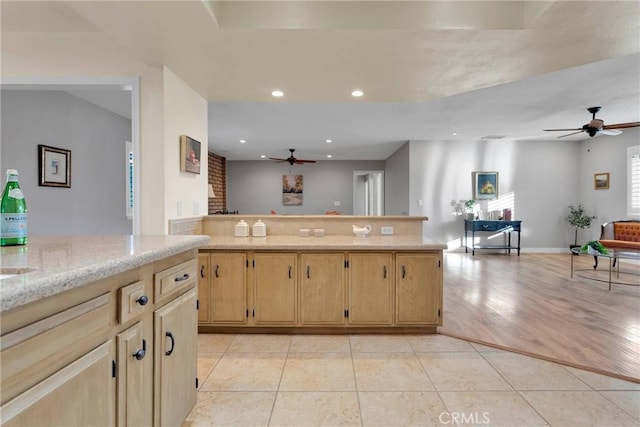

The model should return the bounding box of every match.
[199,234,446,251]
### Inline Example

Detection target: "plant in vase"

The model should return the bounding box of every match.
[581,240,608,255]
[450,199,476,219]
[566,203,597,251]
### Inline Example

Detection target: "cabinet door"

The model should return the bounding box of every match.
[197,253,211,323]
[117,321,153,427]
[396,254,442,325]
[349,253,393,324]
[154,288,198,427]
[253,253,297,325]
[1,340,116,426]
[211,253,247,324]
[300,253,345,325]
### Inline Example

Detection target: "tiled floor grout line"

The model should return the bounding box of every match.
[347,335,365,427]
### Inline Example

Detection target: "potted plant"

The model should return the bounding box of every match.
[581,240,608,255]
[464,199,477,220]
[566,203,597,252]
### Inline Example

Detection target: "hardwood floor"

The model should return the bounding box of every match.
[439,252,640,383]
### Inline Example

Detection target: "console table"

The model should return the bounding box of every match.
[464,220,522,255]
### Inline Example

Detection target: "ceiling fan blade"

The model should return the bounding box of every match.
[557,130,585,138]
[603,121,640,129]
[268,157,287,161]
[599,129,622,136]
[544,128,582,132]
[294,159,317,164]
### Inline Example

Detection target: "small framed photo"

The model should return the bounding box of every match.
[180,135,201,174]
[38,145,71,188]
[472,171,498,200]
[594,172,609,190]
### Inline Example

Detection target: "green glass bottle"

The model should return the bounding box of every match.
[1,169,28,246]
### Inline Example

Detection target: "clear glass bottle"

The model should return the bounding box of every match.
[1,169,28,246]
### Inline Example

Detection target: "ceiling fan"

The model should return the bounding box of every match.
[269,148,317,165]
[544,106,640,138]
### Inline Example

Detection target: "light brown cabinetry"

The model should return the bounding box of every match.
[197,253,210,323]
[0,251,200,427]
[396,253,442,325]
[299,253,345,325]
[1,340,116,427]
[348,253,393,325]
[154,288,198,427]
[210,252,247,324]
[198,249,442,331]
[253,253,297,325]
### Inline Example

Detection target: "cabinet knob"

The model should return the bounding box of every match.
[133,339,146,360]
[136,295,149,306]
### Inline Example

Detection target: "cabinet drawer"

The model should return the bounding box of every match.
[154,259,197,303]
[118,280,149,324]
[475,221,502,231]
[0,293,111,404]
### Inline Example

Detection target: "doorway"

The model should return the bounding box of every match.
[353,171,384,216]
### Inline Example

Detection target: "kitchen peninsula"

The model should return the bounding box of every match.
[174,215,446,334]
[0,235,209,427]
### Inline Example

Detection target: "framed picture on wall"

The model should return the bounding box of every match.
[38,144,71,188]
[594,172,609,189]
[282,174,303,205]
[180,135,201,174]
[472,171,498,200]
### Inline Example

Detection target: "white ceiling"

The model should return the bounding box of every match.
[2,1,639,161]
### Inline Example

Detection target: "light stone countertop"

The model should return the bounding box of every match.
[200,234,447,251]
[0,235,209,313]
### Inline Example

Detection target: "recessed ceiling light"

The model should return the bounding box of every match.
[452,132,458,136]
[351,90,364,97]
[239,139,246,144]
[327,154,333,158]
[325,139,332,143]
[260,155,266,158]
[271,90,284,97]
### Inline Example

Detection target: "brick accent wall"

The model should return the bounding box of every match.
[208,151,226,214]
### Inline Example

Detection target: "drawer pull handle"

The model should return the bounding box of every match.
[402,265,406,279]
[383,265,387,279]
[200,266,205,278]
[307,266,310,279]
[136,295,149,306]
[175,273,190,282]
[288,266,292,279]
[215,265,219,278]
[165,332,175,356]
[133,339,146,360]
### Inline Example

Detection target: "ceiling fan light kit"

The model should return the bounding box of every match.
[544,106,640,138]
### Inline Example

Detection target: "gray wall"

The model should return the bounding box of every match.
[384,142,410,215]
[407,131,637,250]
[227,160,385,215]
[1,90,132,235]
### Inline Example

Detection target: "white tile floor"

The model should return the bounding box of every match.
[184,334,640,427]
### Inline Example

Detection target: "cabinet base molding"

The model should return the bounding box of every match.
[198,326,438,335]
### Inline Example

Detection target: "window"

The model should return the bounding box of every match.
[628,145,640,218]
[126,140,134,220]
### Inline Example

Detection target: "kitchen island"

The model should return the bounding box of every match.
[197,233,445,333]
[0,235,208,427]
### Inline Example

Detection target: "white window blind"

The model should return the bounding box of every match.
[628,145,640,218]
[126,140,134,220]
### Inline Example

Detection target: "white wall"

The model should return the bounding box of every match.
[163,67,208,230]
[384,142,410,215]
[227,160,385,215]
[1,90,132,235]
[578,128,640,238]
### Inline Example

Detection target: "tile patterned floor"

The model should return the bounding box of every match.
[184,334,640,427]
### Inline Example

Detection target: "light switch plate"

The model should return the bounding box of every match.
[334,201,341,206]
[381,226,394,235]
